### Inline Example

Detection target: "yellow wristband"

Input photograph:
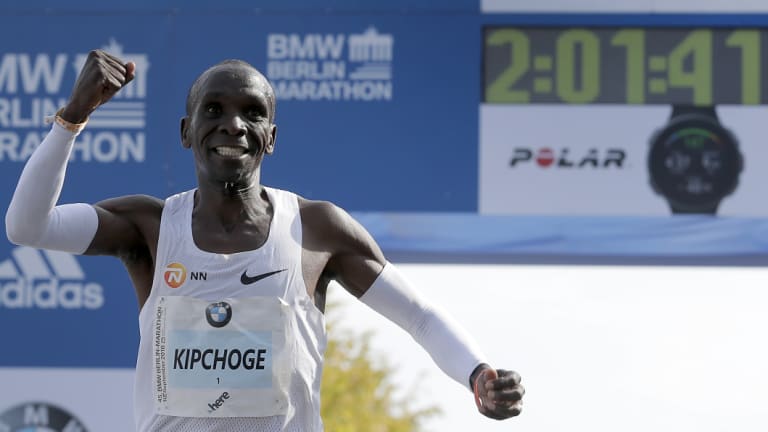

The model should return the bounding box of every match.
[46,108,88,133]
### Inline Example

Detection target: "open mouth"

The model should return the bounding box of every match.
[213,146,248,158]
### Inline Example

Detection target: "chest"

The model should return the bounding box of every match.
[191,218,272,254]
[155,248,302,302]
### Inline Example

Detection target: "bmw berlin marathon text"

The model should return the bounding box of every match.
[0,40,149,163]
[266,27,394,101]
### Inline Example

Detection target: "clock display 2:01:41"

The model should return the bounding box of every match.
[483,27,765,105]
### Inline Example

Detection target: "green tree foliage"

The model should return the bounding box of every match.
[321,309,441,432]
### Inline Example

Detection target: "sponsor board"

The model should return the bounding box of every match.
[0,39,149,164]
[0,246,104,310]
[266,26,394,101]
[0,401,89,431]
[170,13,481,211]
[0,368,134,431]
[0,243,139,367]
[479,104,768,216]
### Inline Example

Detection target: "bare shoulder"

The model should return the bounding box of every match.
[95,194,164,217]
[297,196,380,246]
[86,194,164,257]
[298,197,351,233]
[297,197,354,251]
[297,196,385,282]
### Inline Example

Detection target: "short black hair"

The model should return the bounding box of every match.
[185,59,276,121]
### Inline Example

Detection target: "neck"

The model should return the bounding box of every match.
[194,179,270,230]
[197,167,262,201]
[221,180,256,199]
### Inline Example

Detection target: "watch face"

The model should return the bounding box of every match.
[649,115,742,211]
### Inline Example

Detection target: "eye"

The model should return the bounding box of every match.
[246,106,266,120]
[204,103,221,115]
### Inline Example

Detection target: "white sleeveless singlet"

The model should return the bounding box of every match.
[133,187,327,432]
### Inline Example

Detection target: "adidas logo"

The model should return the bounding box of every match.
[0,246,104,309]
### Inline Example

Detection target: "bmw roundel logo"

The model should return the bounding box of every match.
[205,302,232,328]
[0,402,88,431]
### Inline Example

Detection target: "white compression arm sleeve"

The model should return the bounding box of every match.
[359,262,488,391]
[5,123,98,254]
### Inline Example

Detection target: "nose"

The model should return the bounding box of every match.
[219,112,247,136]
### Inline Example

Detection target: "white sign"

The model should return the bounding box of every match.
[479,104,768,216]
[0,368,135,431]
[330,264,768,432]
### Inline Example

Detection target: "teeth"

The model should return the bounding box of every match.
[214,147,246,157]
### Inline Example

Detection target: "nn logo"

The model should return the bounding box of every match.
[0,246,104,309]
[163,262,206,288]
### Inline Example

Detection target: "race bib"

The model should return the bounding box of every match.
[153,296,292,417]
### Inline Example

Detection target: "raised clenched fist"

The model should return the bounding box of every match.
[60,49,135,124]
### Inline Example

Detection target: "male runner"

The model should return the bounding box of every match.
[6,49,524,431]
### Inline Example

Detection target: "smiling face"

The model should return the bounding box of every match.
[181,61,277,190]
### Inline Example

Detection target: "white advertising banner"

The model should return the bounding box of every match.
[482,0,768,13]
[479,104,768,216]
[0,368,135,431]
[329,264,768,432]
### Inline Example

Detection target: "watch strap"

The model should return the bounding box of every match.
[670,105,718,121]
[670,201,719,215]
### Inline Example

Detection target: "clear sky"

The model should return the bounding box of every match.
[328,263,768,432]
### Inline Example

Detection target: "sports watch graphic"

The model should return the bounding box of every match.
[648,105,743,215]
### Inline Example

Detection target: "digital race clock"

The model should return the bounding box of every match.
[483,27,766,105]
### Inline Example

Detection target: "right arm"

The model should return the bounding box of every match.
[5,50,163,305]
[5,121,98,254]
[5,49,151,257]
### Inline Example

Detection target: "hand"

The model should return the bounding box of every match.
[60,50,135,123]
[473,368,524,420]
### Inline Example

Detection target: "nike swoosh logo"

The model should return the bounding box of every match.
[240,268,287,285]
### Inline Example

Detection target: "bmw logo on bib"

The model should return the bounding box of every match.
[205,302,232,328]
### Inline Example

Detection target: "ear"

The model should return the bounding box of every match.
[180,116,191,149]
[265,124,277,155]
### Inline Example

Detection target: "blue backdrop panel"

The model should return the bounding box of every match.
[0,10,482,368]
[3,7,768,371]
[355,213,768,265]
[169,13,481,211]
[0,0,477,13]
[0,15,175,367]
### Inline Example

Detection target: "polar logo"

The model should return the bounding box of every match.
[509,147,626,169]
[0,246,104,309]
[0,401,89,431]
